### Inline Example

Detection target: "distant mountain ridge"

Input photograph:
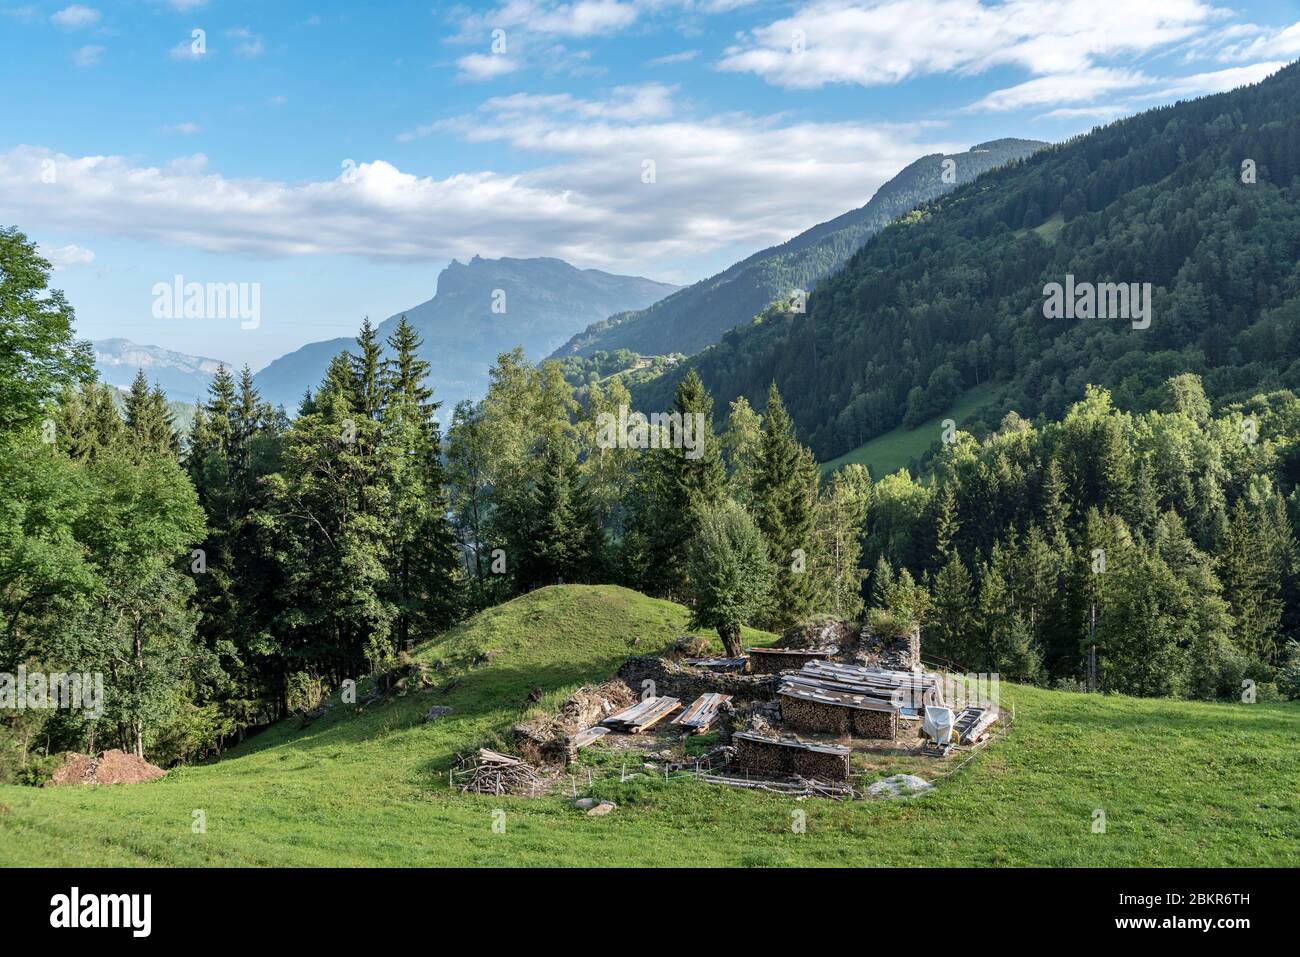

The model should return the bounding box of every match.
[252,256,678,413]
[550,138,1047,360]
[92,338,228,403]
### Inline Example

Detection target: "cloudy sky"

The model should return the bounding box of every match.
[2,0,1297,368]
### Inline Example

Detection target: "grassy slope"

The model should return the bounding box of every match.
[1,585,1296,867]
[820,384,999,478]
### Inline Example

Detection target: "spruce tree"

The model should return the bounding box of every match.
[753,383,818,627]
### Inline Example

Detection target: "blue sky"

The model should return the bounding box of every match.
[3,0,1299,369]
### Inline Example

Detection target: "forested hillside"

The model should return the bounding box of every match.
[636,63,1300,462]
[552,139,1044,360]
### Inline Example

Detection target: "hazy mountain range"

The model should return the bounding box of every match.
[91,338,228,404]
[551,138,1047,360]
[250,256,679,413]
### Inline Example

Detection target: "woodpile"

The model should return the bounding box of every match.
[777,686,898,739]
[451,748,543,796]
[730,732,851,782]
[671,692,732,734]
[746,646,837,675]
[601,695,681,733]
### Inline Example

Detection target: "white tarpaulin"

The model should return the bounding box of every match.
[922,706,956,744]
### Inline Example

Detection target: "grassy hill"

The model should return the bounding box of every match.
[1,585,1295,867]
[820,385,999,478]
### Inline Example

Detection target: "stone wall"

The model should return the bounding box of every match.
[617,655,780,703]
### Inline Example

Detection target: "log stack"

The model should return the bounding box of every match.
[777,684,898,739]
[731,732,851,782]
[746,646,838,675]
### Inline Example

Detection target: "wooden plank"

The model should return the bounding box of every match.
[956,707,997,743]
[778,684,898,712]
[732,731,850,756]
[779,673,903,704]
[748,646,836,657]
[683,657,748,669]
[477,748,523,766]
[671,692,731,732]
[572,726,609,749]
[626,696,681,733]
[601,697,659,728]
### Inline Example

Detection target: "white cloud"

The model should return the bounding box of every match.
[168,39,204,61]
[455,1,640,41]
[226,27,264,59]
[163,121,201,134]
[162,0,207,10]
[1037,104,1131,121]
[40,243,96,270]
[968,67,1152,112]
[1025,60,1286,118]
[0,103,961,273]
[72,44,104,67]
[1150,61,1286,98]
[718,0,1225,89]
[1207,20,1300,62]
[51,4,99,28]
[648,49,699,66]
[456,52,523,81]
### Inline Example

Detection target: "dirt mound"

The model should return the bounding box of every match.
[47,749,166,786]
[512,680,635,764]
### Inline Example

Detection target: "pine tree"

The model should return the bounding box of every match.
[927,552,974,664]
[753,383,818,627]
[123,370,178,457]
[381,316,461,642]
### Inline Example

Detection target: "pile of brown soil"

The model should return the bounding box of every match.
[512,680,635,764]
[47,749,167,786]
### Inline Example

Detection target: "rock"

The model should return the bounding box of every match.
[867,773,933,799]
[586,802,617,816]
[574,798,597,809]
[672,635,712,658]
[424,706,453,722]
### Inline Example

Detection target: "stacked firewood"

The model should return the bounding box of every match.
[731,732,851,781]
[451,748,543,796]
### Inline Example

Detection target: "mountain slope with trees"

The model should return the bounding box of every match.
[636,63,1300,463]
[551,138,1045,360]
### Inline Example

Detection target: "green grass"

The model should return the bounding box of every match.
[1,584,1297,867]
[820,384,1000,478]
[1012,212,1065,243]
